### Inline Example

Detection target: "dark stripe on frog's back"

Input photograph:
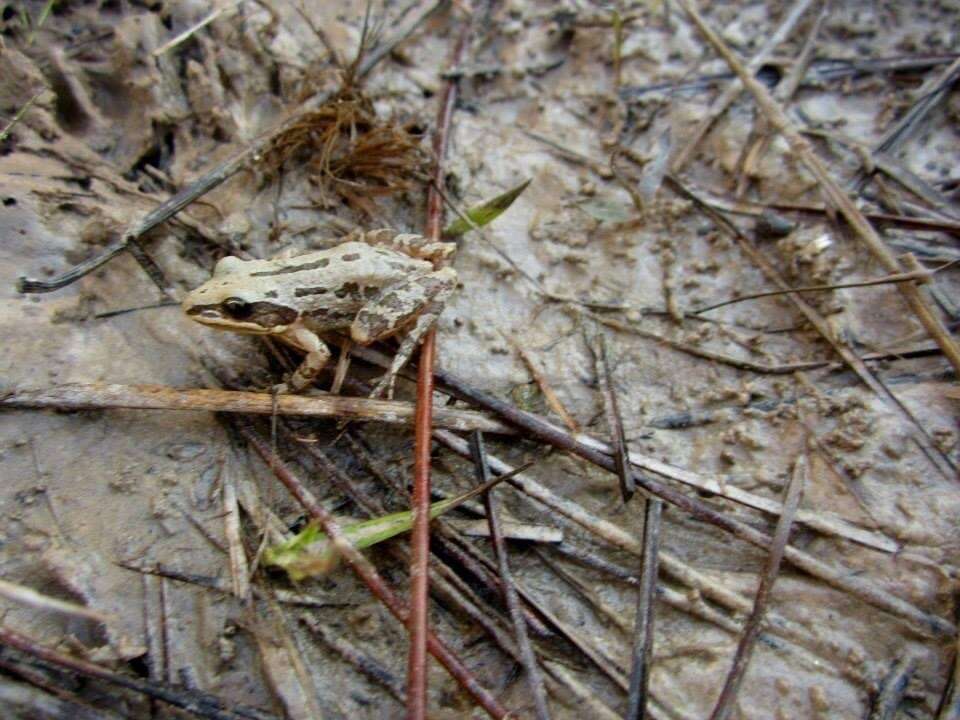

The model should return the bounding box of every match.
[250,257,330,277]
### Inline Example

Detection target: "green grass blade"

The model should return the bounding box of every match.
[442,178,531,238]
[264,460,534,580]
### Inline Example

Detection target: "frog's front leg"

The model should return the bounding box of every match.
[276,326,332,393]
[351,268,457,398]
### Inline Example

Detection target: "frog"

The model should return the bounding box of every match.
[182,228,457,397]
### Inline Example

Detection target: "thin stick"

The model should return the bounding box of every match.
[431,380,956,637]
[870,654,920,720]
[470,432,551,720]
[220,453,250,601]
[669,0,818,172]
[15,0,446,294]
[510,338,580,432]
[625,498,663,720]
[693,266,938,314]
[407,15,471,718]
[301,614,406,706]
[0,626,277,720]
[0,578,111,624]
[0,382,511,434]
[594,332,635,501]
[238,423,508,719]
[709,456,806,720]
[937,634,960,720]
[674,0,960,377]
[152,0,245,56]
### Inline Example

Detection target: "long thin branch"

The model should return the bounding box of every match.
[0,382,510,433]
[407,13,472,718]
[673,0,960,377]
[693,267,937,314]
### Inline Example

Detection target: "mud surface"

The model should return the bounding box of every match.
[1,1,959,718]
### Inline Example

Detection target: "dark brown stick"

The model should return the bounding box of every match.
[594,333,635,501]
[0,626,277,720]
[624,497,662,720]
[709,456,805,720]
[470,432,551,720]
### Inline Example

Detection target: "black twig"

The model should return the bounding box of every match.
[708,456,806,720]
[470,432,551,720]
[593,332,635,502]
[625,498,662,720]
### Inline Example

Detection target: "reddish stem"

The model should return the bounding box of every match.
[407,17,472,719]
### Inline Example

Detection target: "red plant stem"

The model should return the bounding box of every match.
[407,18,472,719]
[238,422,508,719]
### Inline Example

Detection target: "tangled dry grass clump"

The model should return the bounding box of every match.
[264,88,428,215]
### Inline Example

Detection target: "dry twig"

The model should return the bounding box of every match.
[0,383,510,434]
[709,456,805,720]
[625,498,663,720]
[470,432,551,720]
[673,0,960,377]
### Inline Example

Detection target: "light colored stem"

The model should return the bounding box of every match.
[1,382,511,434]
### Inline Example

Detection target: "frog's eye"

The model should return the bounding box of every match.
[222,298,252,319]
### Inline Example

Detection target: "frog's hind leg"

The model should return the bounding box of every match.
[351,267,457,398]
[362,229,456,266]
